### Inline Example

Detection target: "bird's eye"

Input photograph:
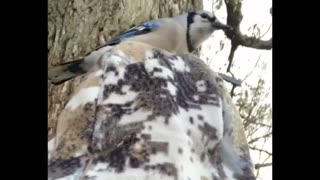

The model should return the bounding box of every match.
[200,14,209,19]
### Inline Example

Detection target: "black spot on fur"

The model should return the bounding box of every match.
[165,117,169,124]
[141,134,151,141]
[200,152,205,162]
[189,117,194,124]
[95,137,140,172]
[107,104,132,119]
[158,163,178,177]
[198,122,218,141]
[208,147,227,179]
[148,141,169,154]
[106,65,117,72]
[48,156,85,179]
[129,157,141,168]
[151,49,166,59]
[153,67,163,72]
[187,130,191,136]
[107,146,128,172]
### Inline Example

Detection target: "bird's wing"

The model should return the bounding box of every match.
[48,41,255,180]
[87,19,164,55]
[48,19,164,85]
[106,20,163,46]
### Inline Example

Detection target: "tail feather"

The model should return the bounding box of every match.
[48,59,87,85]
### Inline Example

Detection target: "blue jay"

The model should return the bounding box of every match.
[48,10,232,85]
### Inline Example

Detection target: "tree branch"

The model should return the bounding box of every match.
[242,55,261,83]
[237,35,272,50]
[249,121,271,128]
[224,0,272,50]
[230,85,236,98]
[248,132,272,144]
[260,24,272,39]
[255,163,272,169]
[249,146,272,156]
[218,73,242,87]
[226,43,238,73]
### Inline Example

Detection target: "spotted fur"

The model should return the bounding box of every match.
[48,41,255,180]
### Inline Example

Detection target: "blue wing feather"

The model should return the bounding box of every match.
[107,20,162,45]
[85,20,162,56]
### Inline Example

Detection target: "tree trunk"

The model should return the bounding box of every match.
[48,0,203,138]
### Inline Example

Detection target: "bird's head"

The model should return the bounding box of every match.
[183,10,233,52]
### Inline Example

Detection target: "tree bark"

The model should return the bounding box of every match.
[48,0,203,138]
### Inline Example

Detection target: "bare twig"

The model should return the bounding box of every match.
[218,73,242,87]
[255,163,272,169]
[246,126,259,138]
[230,85,236,98]
[248,132,272,144]
[249,146,272,156]
[260,24,272,39]
[226,43,238,73]
[242,55,262,83]
[249,121,271,128]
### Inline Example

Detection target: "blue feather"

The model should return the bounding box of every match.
[85,20,162,56]
[107,20,162,45]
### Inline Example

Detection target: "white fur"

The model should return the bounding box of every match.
[170,56,190,72]
[196,80,207,92]
[103,66,126,85]
[65,87,100,111]
[165,81,177,96]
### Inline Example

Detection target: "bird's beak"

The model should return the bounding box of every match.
[212,21,233,31]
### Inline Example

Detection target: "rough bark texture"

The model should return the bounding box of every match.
[48,0,203,138]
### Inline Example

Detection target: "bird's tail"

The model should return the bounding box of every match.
[48,58,87,85]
